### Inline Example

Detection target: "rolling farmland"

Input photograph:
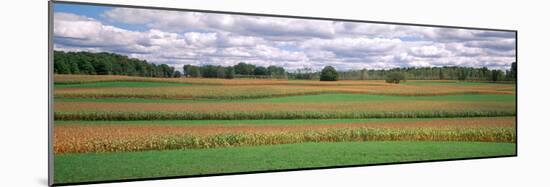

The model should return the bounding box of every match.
[53,75,516,184]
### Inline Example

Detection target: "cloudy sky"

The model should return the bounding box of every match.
[53,3,516,72]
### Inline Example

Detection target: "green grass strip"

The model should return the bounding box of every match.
[54,141,516,184]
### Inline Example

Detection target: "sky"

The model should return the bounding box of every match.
[53,3,516,72]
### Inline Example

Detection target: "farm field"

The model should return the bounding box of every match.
[53,75,517,184]
[54,141,516,184]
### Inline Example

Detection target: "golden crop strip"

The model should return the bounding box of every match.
[54,74,391,86]
[54,84,514,99]
[54,117,516,154]
[54,75,515,99]
[54,100,514,113]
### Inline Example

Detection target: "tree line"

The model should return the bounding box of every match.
[338,64,517,82]
[53,51,181,78]
[183,62,287,79]
[54,50,516,82]
[292,64,516,82]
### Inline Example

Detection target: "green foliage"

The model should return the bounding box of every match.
[183,64,200,77]
[93,60,112,75]
[54,50,516,82]
[183,62,285,79]
[199,65,220,78]
[320,66,338,81]
[173,71,182,78]
[78,60,95,75]
[491,70,505,82]
[224,67,235,79]
[234,62,256,75]
[291,68,317,80]
[385,72,406,84]
[54,59,71,74]
[267,65,286,77]
[457,68,468,81]
[338,66,514,81]
[53,51,175,77]
[254,66,268,75]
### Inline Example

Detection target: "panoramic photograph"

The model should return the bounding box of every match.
[51,2,517,185]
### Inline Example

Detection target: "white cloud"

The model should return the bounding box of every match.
[103,8,336,39]
[300,37,402,57]
[409,44,452,58]
[55,7,517,71]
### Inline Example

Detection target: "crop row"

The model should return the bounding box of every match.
[54,126,515,154]
[54,110,516,121]
[54,79,515,100]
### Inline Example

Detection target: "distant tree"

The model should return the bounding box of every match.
[505,70,512,81]
[184,65,201,77]
[480,67,490,80]
[91,58,111,75]
[78,60,95,75]
[457,68,468,81]
[68,61,80,74]
[254,66,268,75]
[385,72,406,84]
[54,60,70,74]
[225,66,235,79]
[320,66,338,81]
[491,69,505,82]
[234,62,256,75]
[183,64,191,77]
[53,50,176,78]
[173,70,182,78]
[267,65,286,77]
[216,66,226,78]
[439,68,445,80]
[200,65,219,78]
[294,68,316,80]
[159,64,174,77]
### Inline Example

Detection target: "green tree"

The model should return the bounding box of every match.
[54,60,70,74]
[457,68,468,81]
[183,64,201,77]
[78,60,95,75]
[216,66,226,78]
[385,72,406,84]
[234,62,255,75]
[320,66,338,81]
[491,69,504,82]
[254,66,268,75]
[68,61,80,74]
[225,67,235,79]
[173,70,182,78]
[200,65,218,78]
